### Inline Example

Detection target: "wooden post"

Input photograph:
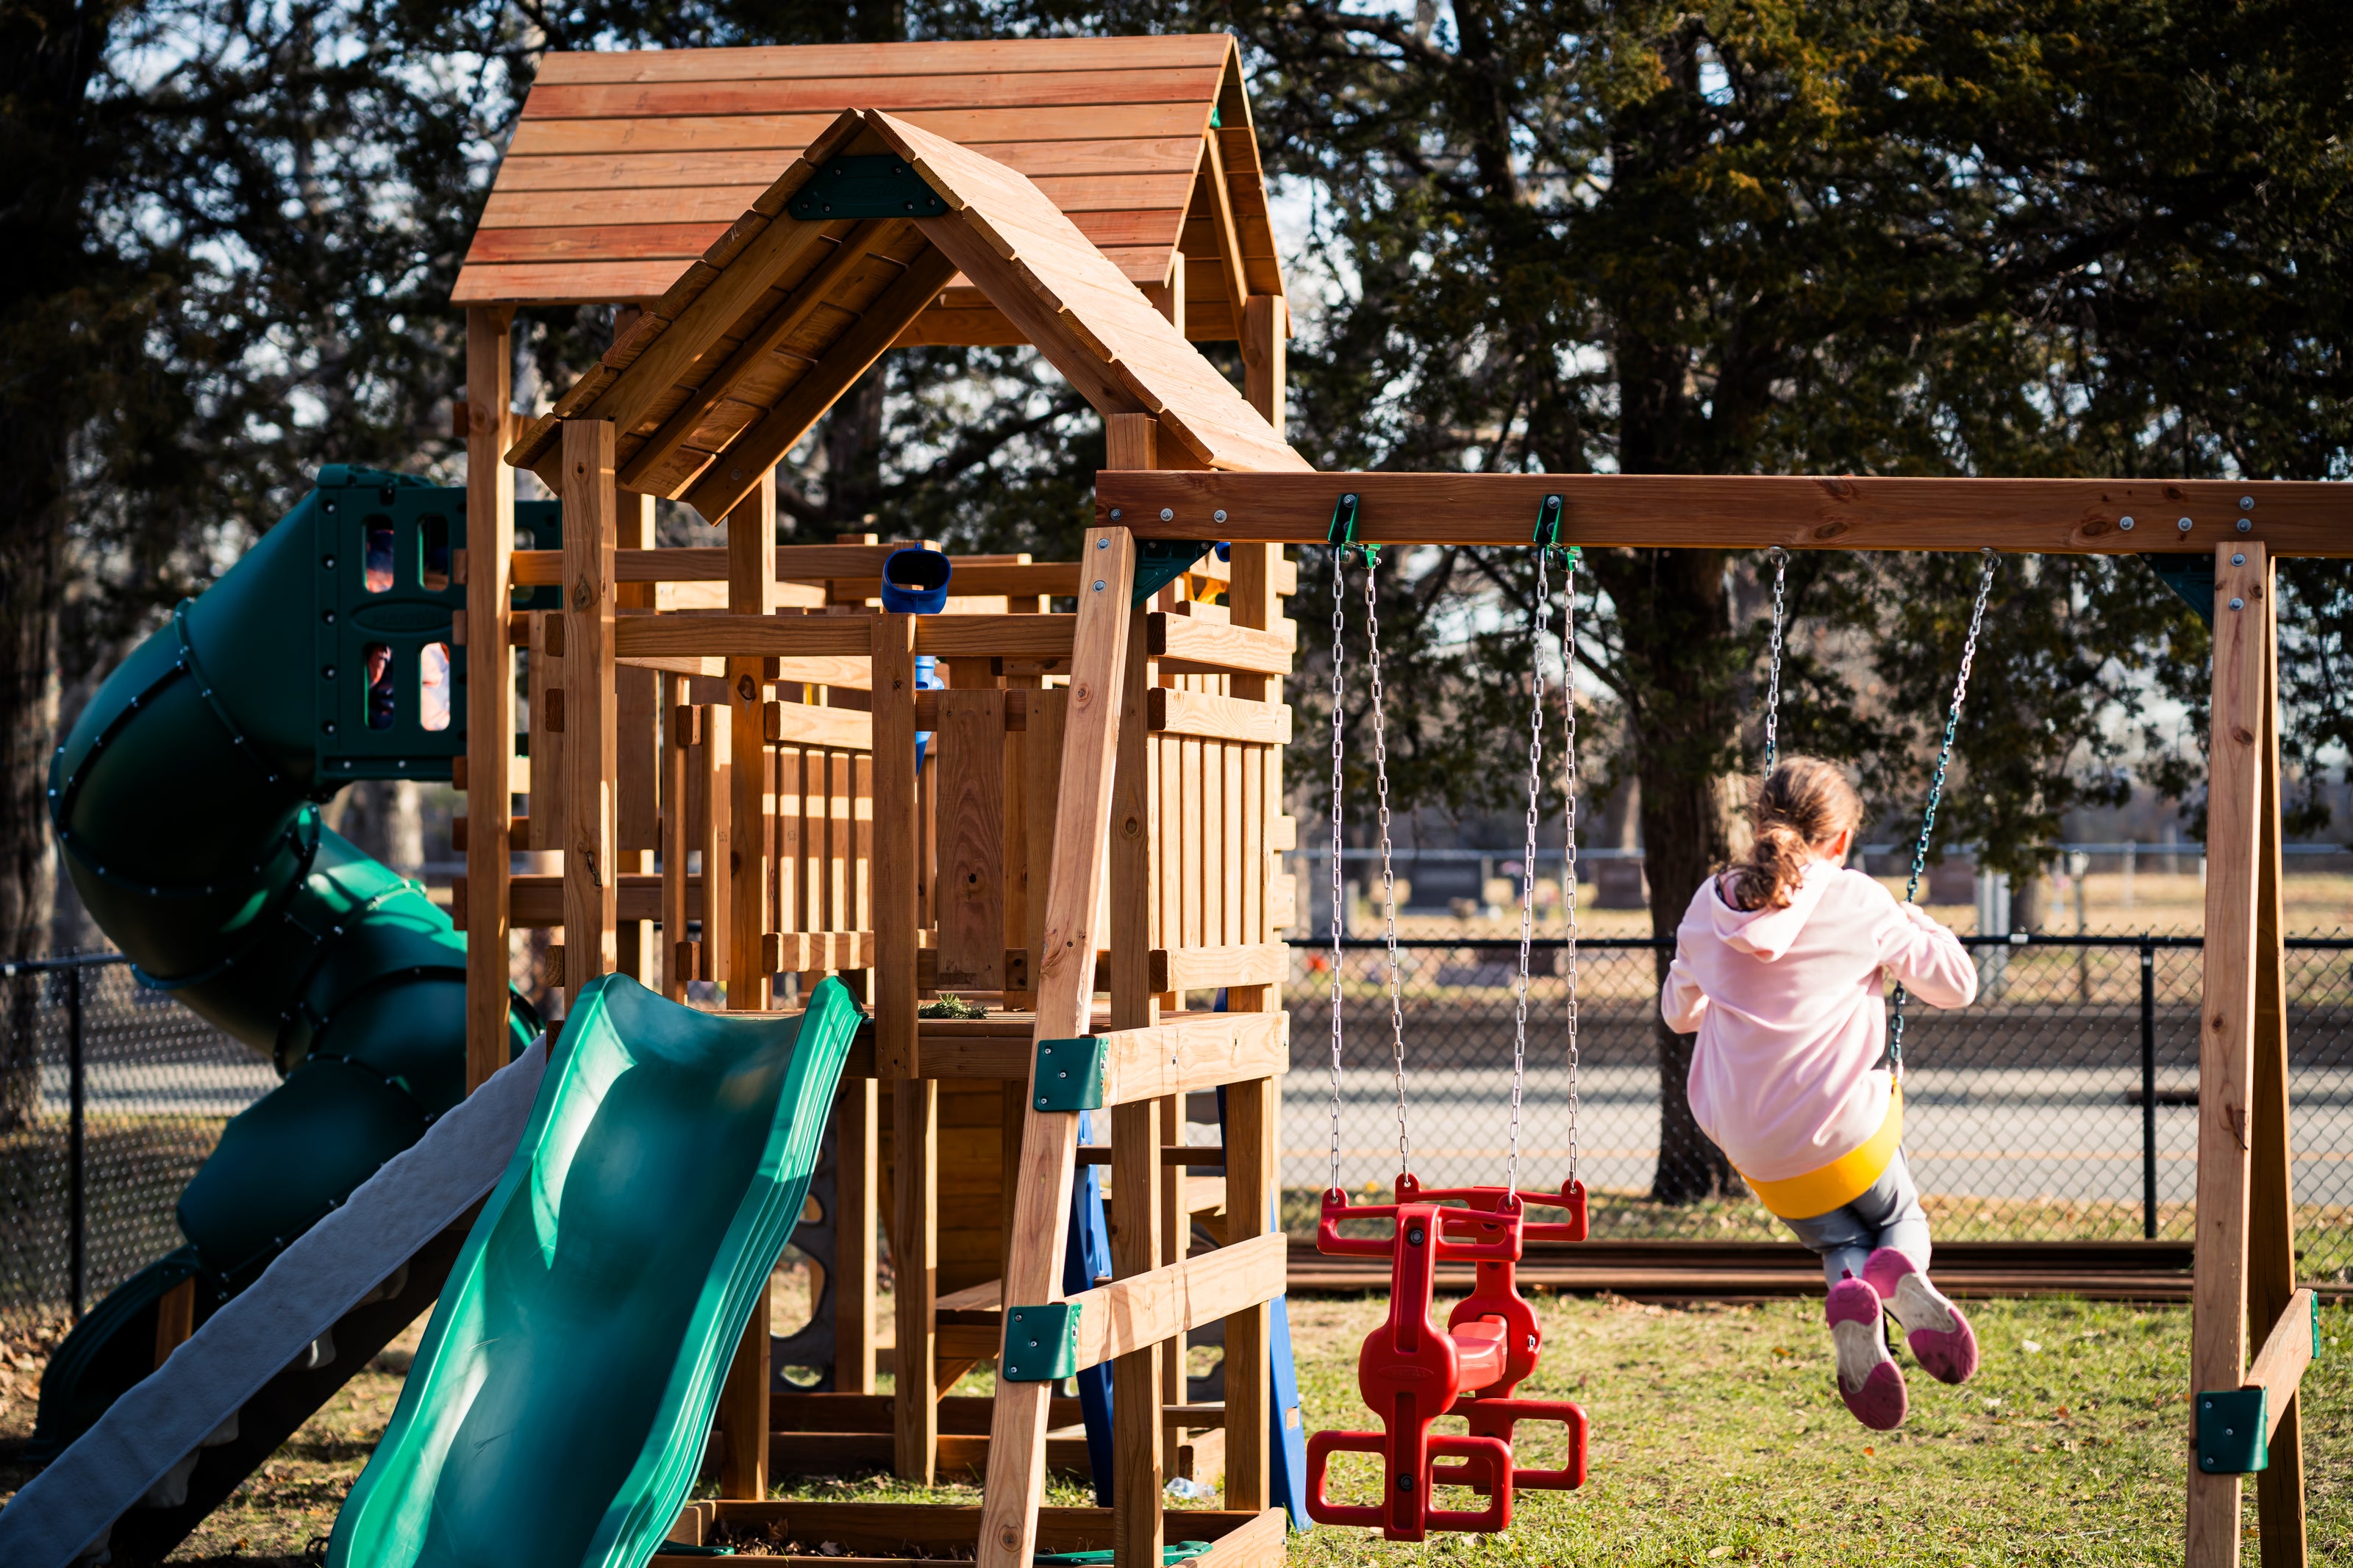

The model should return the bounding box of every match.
[2246,554,2306,1567]
[662,676,693,1001]
[559,418,618,984]
[2187,542,2271,1567]
[874,612,921,1075]
[719,1277,771,1499]
[615,490,658,985]
[1224,1073,1274,1512]
[463,306,516,1091]
[893,1078,939,1481]
[727,471,776,1012]
[1109,460,1164,1567]
[975,527,1138,1568]
[1240,294,1287,434]
[836,1076,879,1395]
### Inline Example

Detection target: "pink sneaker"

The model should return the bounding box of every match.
[1827,1275,1907,1431]
[1865,1247,1979,1386]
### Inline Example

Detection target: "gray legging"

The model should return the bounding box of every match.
[1777,1148,1933,1290]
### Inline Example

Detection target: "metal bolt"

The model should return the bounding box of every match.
[2240,495,2254,510]
[2178,517,2193,532]
[1109,510,1122,523]
[2230,597,2245,611]
[1344,493,1358,505]
[1214,509,1228,523]
[2232,552,2246,566]
[2118,516,2135,531]
[1160,507,1174,522]
[2237,518,2251,533]
[1093,580,1106,593]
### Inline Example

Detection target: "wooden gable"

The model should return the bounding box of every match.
[456,35,1284,344]
[504,108,1307,522]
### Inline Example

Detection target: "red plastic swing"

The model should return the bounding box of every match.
[1303,1178,1590,1539]
[1305,524,1591,1540]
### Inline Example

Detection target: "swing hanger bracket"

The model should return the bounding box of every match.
[1328,491,1377,563]
[1532,493,1579,567]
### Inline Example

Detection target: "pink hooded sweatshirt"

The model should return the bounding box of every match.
[1660,859,1977,1206]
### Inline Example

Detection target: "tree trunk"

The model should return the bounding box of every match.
[0,1,113,1131]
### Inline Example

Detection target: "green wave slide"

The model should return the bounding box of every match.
[39,469,540,1463]
[329,971,863,1568]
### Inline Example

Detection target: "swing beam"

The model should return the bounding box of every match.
[1101,468,2321,1568]
[1094,471,2353,556]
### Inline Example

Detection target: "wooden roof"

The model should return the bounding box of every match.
[456,35,1285,344]
[505,107,1308,520]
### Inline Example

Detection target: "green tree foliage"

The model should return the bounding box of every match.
[4,0,2349,1196]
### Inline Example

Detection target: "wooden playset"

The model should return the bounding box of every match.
[444,34,2344,1568]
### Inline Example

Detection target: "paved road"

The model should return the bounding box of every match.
[1280,1064,2353,1217]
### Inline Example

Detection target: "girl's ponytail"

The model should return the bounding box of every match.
[1721,757,1865,912]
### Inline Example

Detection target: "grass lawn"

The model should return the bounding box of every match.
[10,1291,2341,1565]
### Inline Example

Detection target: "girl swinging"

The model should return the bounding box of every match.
[1661,549,1998,1431]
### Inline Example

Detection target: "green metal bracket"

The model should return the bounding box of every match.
[1535,493,1563,547]
[1131,540,1215,606]
[999,1301,1082,1382]
[787,156,949,221]
[2195,1387,2269,1475]
[1032,1036,1108,1111]
[2143,551,2215,627]
[1327,490,1360,550]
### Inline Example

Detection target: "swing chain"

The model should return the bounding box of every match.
[1890,546,1999,1080]
[1561,554,1581,1191]
[1364,554,1412,1178]
[1763,547,1788,774]
[1328,545,1349,1194]
[1507,548,1553,1195]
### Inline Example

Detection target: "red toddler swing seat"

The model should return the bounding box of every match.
[1303,1175,1591,1539]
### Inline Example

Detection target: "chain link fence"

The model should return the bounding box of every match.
[1284,935,2353,1281]
[0,955,274,1331]
[6,935,2351,1330]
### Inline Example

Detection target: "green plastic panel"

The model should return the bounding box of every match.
[2195,1386,2268,1475]
[328,974,865,1568]
[786,156,948,220]
[1032,1037,1109,1111]
[1000,1301,1082,1383]
[311,468,466,783]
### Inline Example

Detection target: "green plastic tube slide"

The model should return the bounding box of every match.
[35,473,538,1457]
[329,973,864,1568]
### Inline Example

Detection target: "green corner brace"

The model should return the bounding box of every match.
[2196,1387,2269,1476]
[1032,1036,1108,1111]
[1000,1302,1083,1383]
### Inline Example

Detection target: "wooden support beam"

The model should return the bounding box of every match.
[618,220,885,491]
[727,472,777,1012]
[976,527,1136,1568]
[718,1279,771,1499]
[2188,542,2272,1567]
[837,1078,879,1395]
[1196,135,1250,340]
[683,246,962,525]
[1149,942,1286,995]
[873,613,921,1075]
[613,614,1075,663]
[1090,1010,1290,1106]
[2246,1289,2319,1443]
[1240,296,1286,434]
[1224,1075,1274,1512]
[662,678,692,1001]
[560,420,620,985]
[893,1078,939,1483]
[463,306,517,1093]
[1096,472,2353,555]
[1146,687,1289,744]
[2245,553,2307,1567]
[513,541,946,588]
[1146,613,1291,678]
[1007,1234,1286,1377]
[935,690,1008,989]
